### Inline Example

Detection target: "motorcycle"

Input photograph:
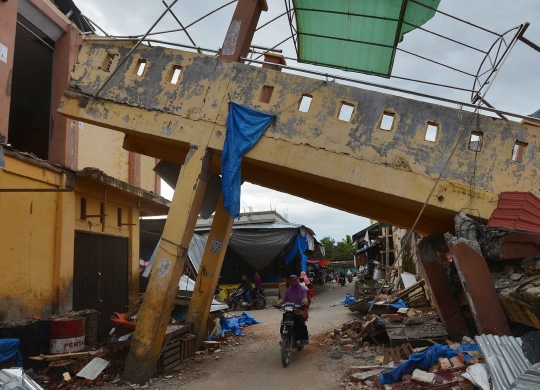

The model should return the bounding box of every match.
[279,302,305,367]
[347,275,353,283]
[338,276,346,286]
[225,289,267,311]
[325,274,333,284]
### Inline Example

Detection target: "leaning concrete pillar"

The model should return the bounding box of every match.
[187,194,233,349]
[123,146,212,384]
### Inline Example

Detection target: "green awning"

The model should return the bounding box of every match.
[292,0,441,78]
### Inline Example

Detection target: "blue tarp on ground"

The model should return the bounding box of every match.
[222,102,274,218]
[379,343,481,384]
[339,294,357,306]
[0,339,22,367]
[209,312,261,339]
[367,299,407,309]
[284,233,309,271]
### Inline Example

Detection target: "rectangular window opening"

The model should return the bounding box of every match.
[298,95,312,113]
[468,132,483,151]
[102,53,117,72]
[80,198,87,220]
[380,112,395,131]
[134,59,147,77]
[259,85,274,103]
[117,207,123,227]
[338,102,354,122]
[512,141,528,163]
[425,122,439,142]
[170,66,182,84]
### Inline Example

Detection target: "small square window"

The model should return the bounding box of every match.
[102,53,117,72]
[170,66,182,84]
[260,85,274,103]
[425,122,439,142]
[380,112,395,131]
[512,141,528,163]
[134,59,147,77]
[338,102,354,122]
[468,132,483,151]
[299,95,312,112]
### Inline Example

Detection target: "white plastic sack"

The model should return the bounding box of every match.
[463,364,490,390]
[208,317,222,339]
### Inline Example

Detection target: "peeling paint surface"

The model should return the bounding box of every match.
[59,40,540,232]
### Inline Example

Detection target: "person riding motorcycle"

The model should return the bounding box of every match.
[277,275,310,345]
[346,269,352,277]
[238,274,253,306]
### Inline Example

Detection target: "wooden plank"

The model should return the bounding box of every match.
[29,351,102,361]
[164,360,181,372]
[164,352,181,366]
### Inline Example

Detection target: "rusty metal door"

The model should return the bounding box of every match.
[73,232,129,336]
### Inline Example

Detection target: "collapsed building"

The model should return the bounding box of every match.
[2,0,540,387]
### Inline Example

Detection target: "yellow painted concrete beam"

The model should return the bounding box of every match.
[123,146,212,383]
[186,195,233,349]
[59,40,540,233]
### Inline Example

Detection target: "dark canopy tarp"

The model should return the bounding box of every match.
[227,228,297,270]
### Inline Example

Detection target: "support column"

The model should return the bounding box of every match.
[0,0,18,144]
[128,207,140,304]
[220,0,268,62]
[49,26,82,168]
[187,195,233,349]
[53,173,76,314]
[123,146,212,384]
[128,152,141,187]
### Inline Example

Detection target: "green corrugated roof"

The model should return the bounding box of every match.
[293,0,441,77]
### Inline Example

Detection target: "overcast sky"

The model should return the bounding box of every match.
[77,0,540,240]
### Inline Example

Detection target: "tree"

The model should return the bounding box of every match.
[334,235,356,260]
[320,236,336,260]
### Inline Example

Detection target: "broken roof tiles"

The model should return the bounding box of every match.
[487,192,540,234]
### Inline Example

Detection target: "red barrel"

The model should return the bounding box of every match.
[50,317,86,354]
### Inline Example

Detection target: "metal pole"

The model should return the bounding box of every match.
[240,57,540,123]
[162,0,198,51]
[93,0,180,98]
[519,35,540,53]
[84,37,219,54]
[111,0,238,39]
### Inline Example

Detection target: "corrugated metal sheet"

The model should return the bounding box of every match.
[487,192,540,233]
[476,334,532,390]
[178,275,228,312]
[188,234,207,273]
[195,222,304,232]
[511,362,540,389]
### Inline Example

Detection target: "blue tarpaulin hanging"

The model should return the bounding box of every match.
[0,339,22,367]
[222,102,274,218]
[284,233,309,271]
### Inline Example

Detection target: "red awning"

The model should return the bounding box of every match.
[308,259,329,266]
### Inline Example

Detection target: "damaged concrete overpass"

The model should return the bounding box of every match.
[59,42,540,235]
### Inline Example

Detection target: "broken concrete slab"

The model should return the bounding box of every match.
[349,369,385,382]
[417,235,470,341]
[446,233,511,336]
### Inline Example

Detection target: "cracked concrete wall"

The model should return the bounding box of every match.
[58,39,540,233]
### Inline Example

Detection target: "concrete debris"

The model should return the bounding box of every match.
[411,369,435,385]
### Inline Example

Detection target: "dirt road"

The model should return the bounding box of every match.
[174,281,359,390]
